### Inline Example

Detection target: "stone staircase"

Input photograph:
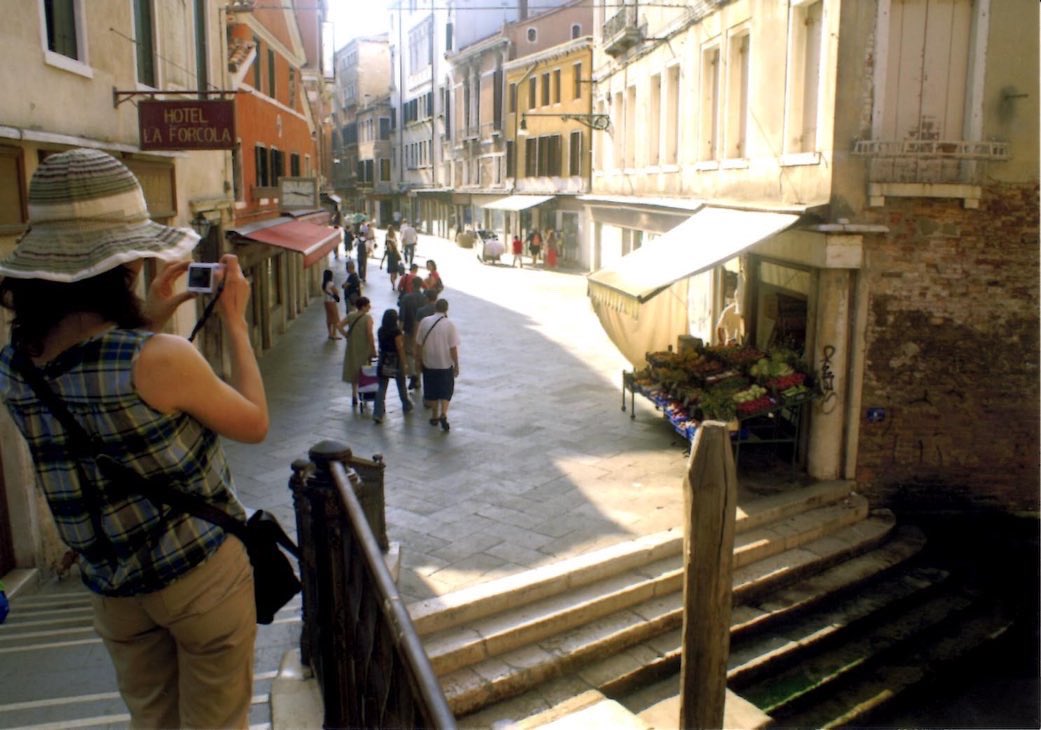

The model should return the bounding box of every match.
[405,481,1014,728]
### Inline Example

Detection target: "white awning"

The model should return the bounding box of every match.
[482,194,554,211]
[587,206,800,314]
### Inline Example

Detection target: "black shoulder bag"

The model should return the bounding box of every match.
[14,354,301,624]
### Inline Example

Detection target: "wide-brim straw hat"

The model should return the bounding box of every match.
[0,148,199,282]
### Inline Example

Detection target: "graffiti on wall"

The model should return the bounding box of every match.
[819,344,838,414]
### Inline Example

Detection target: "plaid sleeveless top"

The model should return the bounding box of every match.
[0,329,245,596]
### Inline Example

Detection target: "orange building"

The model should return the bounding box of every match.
[224,3,339,352]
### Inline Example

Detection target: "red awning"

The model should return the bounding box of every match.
[241,220,340,267]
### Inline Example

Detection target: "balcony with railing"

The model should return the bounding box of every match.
[603,4,642,57]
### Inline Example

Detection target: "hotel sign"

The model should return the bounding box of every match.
[138,100,236,151]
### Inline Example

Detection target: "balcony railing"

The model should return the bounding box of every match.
[603,4,642,57]
[290,441,455,730]
[853,138,1010,184]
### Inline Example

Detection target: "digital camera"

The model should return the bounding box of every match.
[186,263,220,294]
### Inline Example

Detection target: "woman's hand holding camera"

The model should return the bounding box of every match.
[216,255,251,331]
[143,261,195,331]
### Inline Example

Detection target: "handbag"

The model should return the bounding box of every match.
[379,351,400,378]
[14,354,301,625]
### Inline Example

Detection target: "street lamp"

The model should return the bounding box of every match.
[190,212,212,238]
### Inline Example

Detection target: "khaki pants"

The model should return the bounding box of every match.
[91,537,257,729]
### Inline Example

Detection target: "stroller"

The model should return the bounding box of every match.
[356,364,379,412]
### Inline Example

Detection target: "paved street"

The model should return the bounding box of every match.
[0,230,691,728]
[225,230,689,603]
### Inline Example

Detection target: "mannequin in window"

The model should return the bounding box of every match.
[715,271,745,346]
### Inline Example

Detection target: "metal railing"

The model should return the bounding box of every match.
[290,440,456,730]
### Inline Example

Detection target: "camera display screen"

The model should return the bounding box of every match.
[187,266,212,288]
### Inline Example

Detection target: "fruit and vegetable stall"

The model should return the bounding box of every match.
[622,344,817,464]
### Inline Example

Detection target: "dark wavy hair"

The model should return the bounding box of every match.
[0,265,147,356]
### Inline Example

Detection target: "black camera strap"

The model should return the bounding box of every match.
[187,280,225,343]
[12,351,249,545]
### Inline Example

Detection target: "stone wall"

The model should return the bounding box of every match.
[855,182,1040,513]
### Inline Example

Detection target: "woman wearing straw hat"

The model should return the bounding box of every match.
[0,149,267,729]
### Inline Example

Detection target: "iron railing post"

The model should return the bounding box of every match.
[302,440,363,729]
[290,457,315,666]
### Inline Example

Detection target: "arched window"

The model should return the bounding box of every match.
[527,28,537,43]
[571,24,581,39]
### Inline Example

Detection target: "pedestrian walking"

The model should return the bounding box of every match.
[399,281,429,391]
[545,229,558,269]
[337,296,375,408]
[322,269,342,339]
[343,259,362,312]
[415,299,460,432]
[400,219,418,265]
[373,309,413,424]
[424,259,444,295]
[0,148,266,729]
[527,228,542,266]
[385,233,402,291]
[397,262,424,300]
[512,234,524,268]
[355,232,368,282]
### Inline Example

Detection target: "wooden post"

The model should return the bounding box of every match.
[679,421,738,730]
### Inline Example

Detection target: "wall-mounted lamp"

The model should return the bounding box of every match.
[190,212,212,238]
[518,118,529,136]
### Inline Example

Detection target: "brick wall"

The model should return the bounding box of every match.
[856,182,1040,513]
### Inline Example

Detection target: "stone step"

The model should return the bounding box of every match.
[727,563,951,688]
[794,604,1015,729]
[409,481,854,636]
[443,511,896,717]
[599,523,925,698]
[739,588,982,718]
[424,496,871,679]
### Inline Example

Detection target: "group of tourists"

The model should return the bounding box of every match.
[510,227,560,268]
[325,221,458,430]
